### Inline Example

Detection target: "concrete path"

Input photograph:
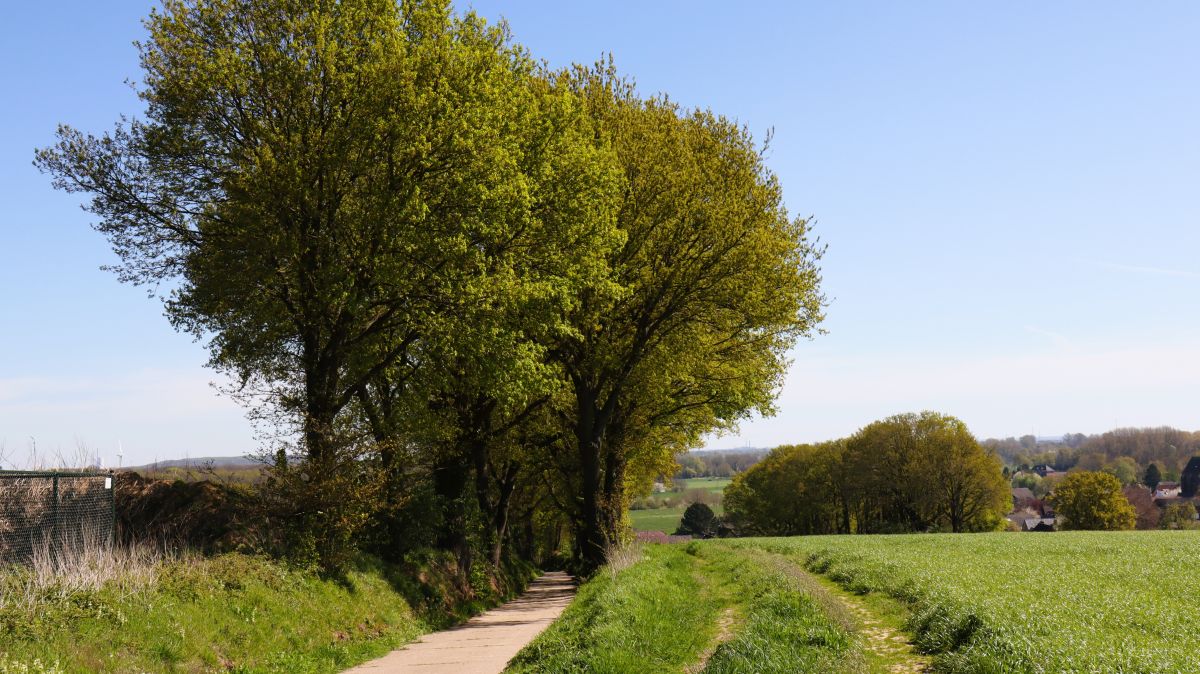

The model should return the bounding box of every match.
[342,571,576,674]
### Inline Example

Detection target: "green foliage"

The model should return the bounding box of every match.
[674,503,719,538]
[1144,463,1162,491]
[734,531,1200,673]
[38,0,821,574]
[0,549,534,673]
[725,412,1009,536]
[1102,456,1140,486]
[1160,501,1198,530]
[1049,471,1136,530]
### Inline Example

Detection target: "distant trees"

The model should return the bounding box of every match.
[1049,472,1135,531]
[724,412,1009,536]
[985,427,1200,481]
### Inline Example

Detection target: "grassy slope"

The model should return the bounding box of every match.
[730,531,1200,672]
[0,552,531,674]
[507,542,860,674]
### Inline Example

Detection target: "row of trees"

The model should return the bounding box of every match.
[38,0,824,573]
[723,412,1010,536]
[987,427,1200,477]
[674,450,766,479]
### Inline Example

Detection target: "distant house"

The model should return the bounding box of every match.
[1032,464,1063,478]
[1154,482,1182,499]
[1023,517,1056,532]
[1012,487,1035,509]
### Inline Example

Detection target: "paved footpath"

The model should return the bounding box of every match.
[342,571,576,674]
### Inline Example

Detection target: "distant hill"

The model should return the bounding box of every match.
[128,455,259,470]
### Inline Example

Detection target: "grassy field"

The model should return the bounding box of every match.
[629,504,726,533]
[508,543,863,673]
[629,477,731,533]
[671,477,731,494]
[729,531,1200,672]
[0,547,531,673]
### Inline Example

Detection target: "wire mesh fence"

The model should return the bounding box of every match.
[0,471,115,566]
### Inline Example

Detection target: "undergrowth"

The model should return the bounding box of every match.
[0,545,533,673]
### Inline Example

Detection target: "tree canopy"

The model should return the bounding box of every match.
[724,411,1009,536]
[37,0,824,573]
[1049,471,1136,531]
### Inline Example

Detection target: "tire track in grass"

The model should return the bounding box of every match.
[810,574,931,673]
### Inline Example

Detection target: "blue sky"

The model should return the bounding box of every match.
[2,2,1198,467]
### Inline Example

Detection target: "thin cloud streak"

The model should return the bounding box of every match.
[1097,261,1200,279]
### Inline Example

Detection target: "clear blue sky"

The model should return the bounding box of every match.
[3,1,1199,467]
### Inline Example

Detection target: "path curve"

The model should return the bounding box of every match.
[342,571,576,674]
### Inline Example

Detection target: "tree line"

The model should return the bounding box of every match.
[723,412,1009,536]
[985,427,1200,481]
[37,0,824,574]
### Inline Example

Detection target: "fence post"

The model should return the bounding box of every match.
[109,471,116,547]
[51,473,59,561]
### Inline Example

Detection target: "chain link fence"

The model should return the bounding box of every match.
[0,471,115,566]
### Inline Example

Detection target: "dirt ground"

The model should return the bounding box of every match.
[341,571,576,674]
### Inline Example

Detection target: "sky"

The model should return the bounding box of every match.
[2,2,1199,468]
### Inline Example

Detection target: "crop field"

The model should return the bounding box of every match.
[727,531,1200,672]
[630,478,731,532]
[671,477,731,494]
[629,503,724,533]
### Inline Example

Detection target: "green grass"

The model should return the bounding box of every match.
[630,478,731,533]
[0,550,531,673]
[629,503,725,533]
[670,478,732,494]
[727,531,1200,672]
[507,542,860,674]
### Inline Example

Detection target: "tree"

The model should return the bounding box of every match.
[1181,457,1200,498]
[675,502,719,538]
[35,0,599,569]
[1144,463,1162,492]
[1048,471,1136,531]
[1122,485,1160,530]
[548,65,825,570]
[1160,501,1198,530]
[723,442,843,537]
[1103,456,1139,486]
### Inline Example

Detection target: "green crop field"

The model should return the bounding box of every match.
[629,477,732,533]
[670,477,731,494]
[726,531,1200,672]
[629,504,724,533]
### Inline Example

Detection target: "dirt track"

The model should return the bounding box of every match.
[341,571,576,674]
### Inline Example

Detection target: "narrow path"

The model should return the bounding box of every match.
[810,576,931,673]
[342,572,576,674]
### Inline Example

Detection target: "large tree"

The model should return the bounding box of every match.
[36,0,578,568]
[549,66,826,569]
[1049,471,1136,531]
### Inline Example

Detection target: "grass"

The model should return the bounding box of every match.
[630,478,732,533]
[629,504,725,533]
[507,542,861,673]
[669,478,732,494]
[728,531,1200,672]
[0,542,531,673]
